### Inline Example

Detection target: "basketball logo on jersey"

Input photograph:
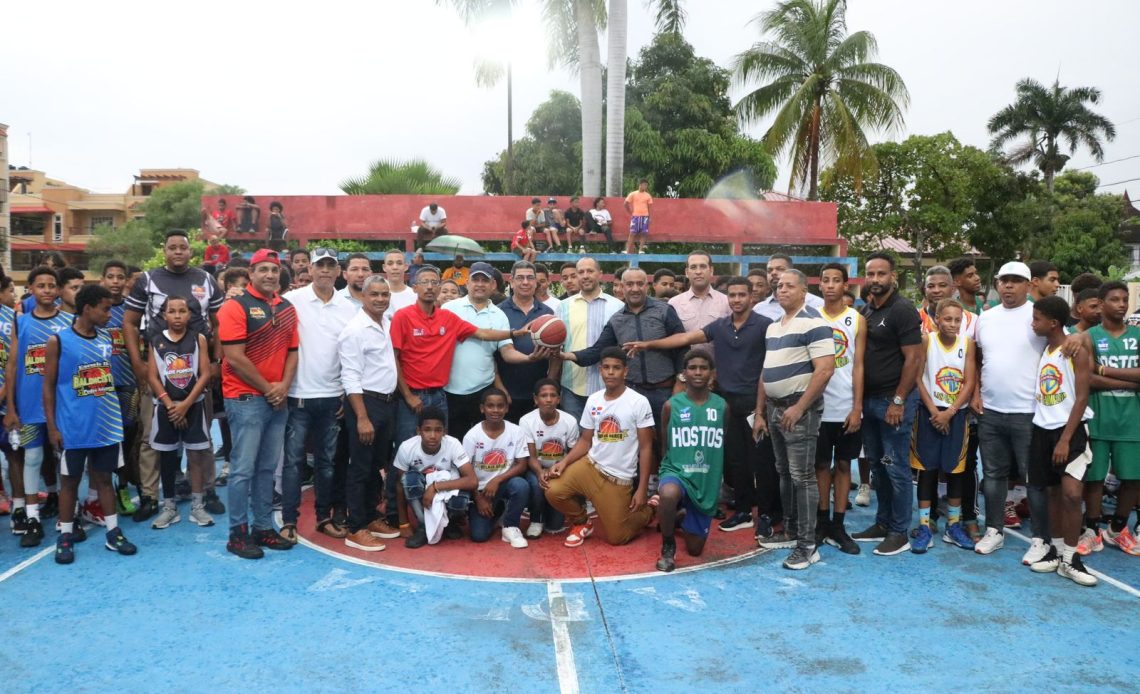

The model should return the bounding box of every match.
[165,353,195,390]
[934,366,964,405]
[108,327,126,356]
[538,439,565,463]
[73,362,114,397]
[597,416,627,443]
[683,449,710,475]
[479,448,508,473]
[191,283,207,305]
[24,342,47,375]
[1037,363,1066,406]
[832,328,850,368]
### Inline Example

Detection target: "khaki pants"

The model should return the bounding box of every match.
[544,457,652,545]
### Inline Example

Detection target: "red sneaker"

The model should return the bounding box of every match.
[564,521,594,547]
[81,500,106,527]
[1003,501,1021,529]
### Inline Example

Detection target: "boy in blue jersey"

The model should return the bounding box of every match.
[0,276,15,514]
[43,285,136,564]
[99,260,139,518]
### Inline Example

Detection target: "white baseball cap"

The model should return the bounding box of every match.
[996,261,1031,281]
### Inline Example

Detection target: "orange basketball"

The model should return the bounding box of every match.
[530,315,567,348]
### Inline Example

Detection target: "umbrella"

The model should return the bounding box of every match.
[425,235,485,256]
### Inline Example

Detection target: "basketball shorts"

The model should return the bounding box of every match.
[658,475,712,538]
[815,421,862,467]
[150,399,211,452]
[1087,438,1140,482]
[1030,423,1089,486]
[910,407,968,474]
[60,444,121,477]
[19,423,47,450]
[629,215,650,235]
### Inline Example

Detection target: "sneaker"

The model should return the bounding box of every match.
[719,511,754,532]
[910,525,933,554]
[854,484,871,507]
[317,517,348,539]
[227,525,264,559]
[1076,527,1103,555]
[525,522,544,539]
[564,522,594,547]
[1058,555,1098,586]
[443,521,464,540]
[578,245,587,254]
[151,503,181,530]
[942,523,976,550]
[116,488,137,515]
[1003,501,1021,529]
[758,529,796,550]
[405,527,428,549]
[333,508,349,529]
[214,470,229,487]
[345,529,386,552]
[55,532,75,565]
[132,497,158,523]
[10,507,27,535]
[1021,537,1050,565]
[367,519,401,540]
[1030,545,1060,573]
[825,524,861,555]
[873,532,910,556]
[656,538,677,573]
[0,492,10,515]
[57,521,87,543]
[852,522,887,543]
[974,528,1004,555]
[783,546,821,570]
[189,503,215,527]
[753,514,774,540]
[81,500,106,526]
[254,528,294,551]
[104,527,137,555]
[963,519,983,542]
[20,518,44,548]
[1103,525,1140,556]
[638,247,647,254]
[544,524,567,535]
[501,526,529,549]
[203,491,226,515]
[40,492,59,519]
[1014,497,1030,519]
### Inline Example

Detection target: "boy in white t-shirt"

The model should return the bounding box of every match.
[520,378,580,538]
[545,347,655,547]
[393,407,478,549]
[462,389,531,548]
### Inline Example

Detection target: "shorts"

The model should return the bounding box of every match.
[19,423,47,450]
[60,444,122,477]
[1029,424,1089,487]
[910,407,968,474]
[629,215,650,235]
[1087,438,1140,482]
[815,421,862,466]
[150,399,211,452]
[658,475,712,538]
[118,388,139,427]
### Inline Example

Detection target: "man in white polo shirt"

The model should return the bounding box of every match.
[280,248,359,542]
[415,202,448,250]
[753,253,824,321]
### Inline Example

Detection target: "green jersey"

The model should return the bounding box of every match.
[659,392,726,515]
[1088,324,1140,441]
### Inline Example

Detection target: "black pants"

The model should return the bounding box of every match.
[507,397,535,426]
[962,422,980,522]
[345,395,396,533]
[333,419,349,512]
[724,393,761,510]
[447,389,489,442]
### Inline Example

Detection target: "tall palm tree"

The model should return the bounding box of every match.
[731,0,908,200]
[988,78,1116,193]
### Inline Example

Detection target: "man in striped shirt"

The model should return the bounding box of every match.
[753,270,835,570]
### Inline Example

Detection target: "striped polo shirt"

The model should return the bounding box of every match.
[762,305,833,400]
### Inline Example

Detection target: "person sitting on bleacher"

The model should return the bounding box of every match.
[587,197,617,252]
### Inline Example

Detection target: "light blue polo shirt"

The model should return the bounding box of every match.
[443,296,511,395]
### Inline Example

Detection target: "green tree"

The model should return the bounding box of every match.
[85,220,157,269]
[213,183,246,195]
[732,0,909,200]
[987,78,1116,193]
[482,91,583,195]
[140,180,206,243]
[340,159,461,195]
[1032,171,1127,280]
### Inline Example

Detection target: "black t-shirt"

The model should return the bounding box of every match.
[860,290,922,398]
[564,207,586,227]
[125,266,224,341]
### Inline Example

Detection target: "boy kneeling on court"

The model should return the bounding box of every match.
[545,347,655,547]
[394,407,478,549]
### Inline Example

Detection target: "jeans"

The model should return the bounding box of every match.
[862,392,920,534]
[345,394,397,532]
[283,396,341,525]
[767,397,823,550]
[401,469,470,524]
[525,470,564,531]
[469,476,529,541]
[977,409,1039,534]
[227,396,288,531]
[560,388,587,424]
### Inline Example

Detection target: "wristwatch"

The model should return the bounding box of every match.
[891,395,904,406]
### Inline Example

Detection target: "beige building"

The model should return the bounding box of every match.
[0,123,9,271]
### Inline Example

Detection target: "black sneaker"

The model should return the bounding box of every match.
[203,491,226,515]
[254,528,294,551]
[20,518,44,548]
[443,522,464,541]
[753,514,774,540]
[333,508,349,529]
[227,524,264,560]
[852,522,888,543]
[656,538,677,572]
[104,527,137,555]
[132,497,158,523]
[872,531,910,556]
[272,491,283,512]
[782,545,821,570]
[719,511,753,532]
[56,520,88,543]
[815,518,830,547]
[55,532,75,564]
[11,507,28,535]
[405,527,428,549]
[214,471,229,487]
[758,529,797,550]
[825,523,861,555]
[40,493,60,519]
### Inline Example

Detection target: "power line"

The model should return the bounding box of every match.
[1075,154,1140,170]
[1095,175,1140,188]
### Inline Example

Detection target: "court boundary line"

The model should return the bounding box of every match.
[0,545,53,583]
[547,581,581,694]
[1004,528,1140,599]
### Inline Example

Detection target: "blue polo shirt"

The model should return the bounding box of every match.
[496,296,554,401]
[702,312,772,397]
[443,296,511,396]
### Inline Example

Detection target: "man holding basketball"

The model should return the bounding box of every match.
[497,261,556,423]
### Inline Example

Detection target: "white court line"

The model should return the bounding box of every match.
[547,581,581,694]
[0,546,53,583]
[1005,528,1140,599]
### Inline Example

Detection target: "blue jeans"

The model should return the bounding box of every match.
[283,396,341,525]
[469,476,529,541]
[862,392,920,534]
[525,470,565,531]
[560,389,587,424]
[226,396,288,531]
[401,468,470,525]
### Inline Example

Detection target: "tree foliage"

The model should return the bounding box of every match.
[139,180,206,244]
[483,90,583,196]
[340,159,462,195]
[86,220,157,270]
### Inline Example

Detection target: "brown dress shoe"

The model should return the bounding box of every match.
[345,529,386,552]
[367,519,402,539]
[317,517,348,539]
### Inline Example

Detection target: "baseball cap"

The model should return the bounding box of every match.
[311,247,338,264]
[547,197,557,203]
[470,261,495,279]
[249,248,280,267]
[996,261,1031,281]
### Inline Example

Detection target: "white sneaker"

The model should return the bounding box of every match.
[1058,556,1098,586]
[189,503,215,527]
[854,484,871,507]
[525,522,544,539]
[1021,537,1050,565]
[974,528,1004,555]
[152,503,181,530]
[502,526,529,549]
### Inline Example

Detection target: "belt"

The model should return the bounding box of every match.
[589,458,634,486]
[767,392,804,408]
[629,376,675,390]
[363,390,396,402]
[411,387,443,394]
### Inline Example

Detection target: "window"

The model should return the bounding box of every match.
[89,215,115,233]
[11,215,43,236]
[52,214,63,242]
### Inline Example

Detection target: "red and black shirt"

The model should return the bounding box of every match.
[217,286,299,398]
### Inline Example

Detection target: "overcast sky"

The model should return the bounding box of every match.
[4,0,1139,200]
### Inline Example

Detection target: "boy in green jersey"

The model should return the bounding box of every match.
[654,350,727,572]
[1080,281,1140,556]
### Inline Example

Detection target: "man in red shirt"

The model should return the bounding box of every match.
[217,249,299,559]
[390,264,529,446]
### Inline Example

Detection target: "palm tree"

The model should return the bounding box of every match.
[988,78,1116,193]
[340,159,461,195]
[731,0,908,200]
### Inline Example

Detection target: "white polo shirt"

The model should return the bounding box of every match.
[420,206,447,229]
[337,309,398,396]
[284,284,359,398]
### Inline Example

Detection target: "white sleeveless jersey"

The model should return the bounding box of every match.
[923,334,969,409]
[1033,345,1093,429]
[822,306,859,423]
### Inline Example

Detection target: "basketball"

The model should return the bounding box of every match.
[530,315,567,348]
